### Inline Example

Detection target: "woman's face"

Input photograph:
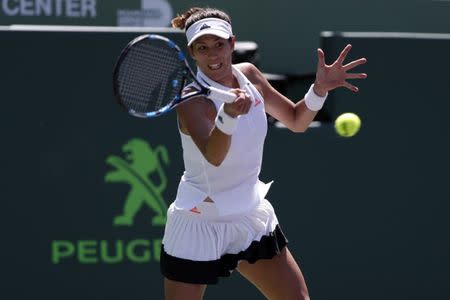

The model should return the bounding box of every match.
[190,34,235,85]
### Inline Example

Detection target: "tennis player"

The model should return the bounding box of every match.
[160,7,367,300]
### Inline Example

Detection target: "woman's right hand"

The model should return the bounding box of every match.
[223,89,253,118]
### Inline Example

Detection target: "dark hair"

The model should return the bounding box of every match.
[171,7,231,31]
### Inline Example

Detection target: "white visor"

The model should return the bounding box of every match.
[186,18,233,46]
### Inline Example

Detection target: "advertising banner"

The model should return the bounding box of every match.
[0,0,174,26]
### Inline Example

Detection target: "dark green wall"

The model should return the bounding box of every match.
[1,28,449,299]
[1,0,449,73]
[266,32,450,300]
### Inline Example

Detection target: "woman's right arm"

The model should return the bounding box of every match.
[176,91,251,166]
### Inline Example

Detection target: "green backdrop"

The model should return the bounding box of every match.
[1,25,450,300]
[1,0,449,73]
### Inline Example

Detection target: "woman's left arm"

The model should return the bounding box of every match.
[246,44,367,132]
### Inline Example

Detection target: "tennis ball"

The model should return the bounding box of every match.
[334,113,361,137]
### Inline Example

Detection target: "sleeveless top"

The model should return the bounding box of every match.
[173,65,272,216]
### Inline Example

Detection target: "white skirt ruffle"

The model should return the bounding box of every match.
[160,199,288,284]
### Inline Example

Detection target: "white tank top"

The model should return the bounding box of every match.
[174,65,272,216]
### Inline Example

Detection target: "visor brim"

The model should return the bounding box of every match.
[187,30,231,46]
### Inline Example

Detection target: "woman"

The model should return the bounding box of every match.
[160,7,367,300]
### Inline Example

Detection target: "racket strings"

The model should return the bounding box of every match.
[117,40,185,113]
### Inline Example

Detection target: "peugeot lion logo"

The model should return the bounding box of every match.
[105,138,170,226]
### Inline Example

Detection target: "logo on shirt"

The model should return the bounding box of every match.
[254,99,262,107]
[190,206,201,214]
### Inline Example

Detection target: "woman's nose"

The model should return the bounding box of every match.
[206,48,218,58]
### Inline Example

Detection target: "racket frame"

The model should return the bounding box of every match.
[113,34,235,118]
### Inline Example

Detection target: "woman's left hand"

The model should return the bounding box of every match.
[313,44,367,96]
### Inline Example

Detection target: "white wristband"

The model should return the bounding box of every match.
[304,84,328,111]
[215,103,239,135]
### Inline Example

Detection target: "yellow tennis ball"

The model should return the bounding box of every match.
[334,113,361,137]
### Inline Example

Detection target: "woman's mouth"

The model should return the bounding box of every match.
[208,63,222,70]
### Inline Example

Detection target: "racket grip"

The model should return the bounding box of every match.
[207,86,236,103]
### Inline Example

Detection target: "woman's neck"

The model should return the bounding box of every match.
[199,65,239,89]
[216,74,239,88]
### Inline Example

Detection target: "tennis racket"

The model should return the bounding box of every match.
[113,34,236,118]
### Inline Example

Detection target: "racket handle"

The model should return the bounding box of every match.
[207,86,236,103]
